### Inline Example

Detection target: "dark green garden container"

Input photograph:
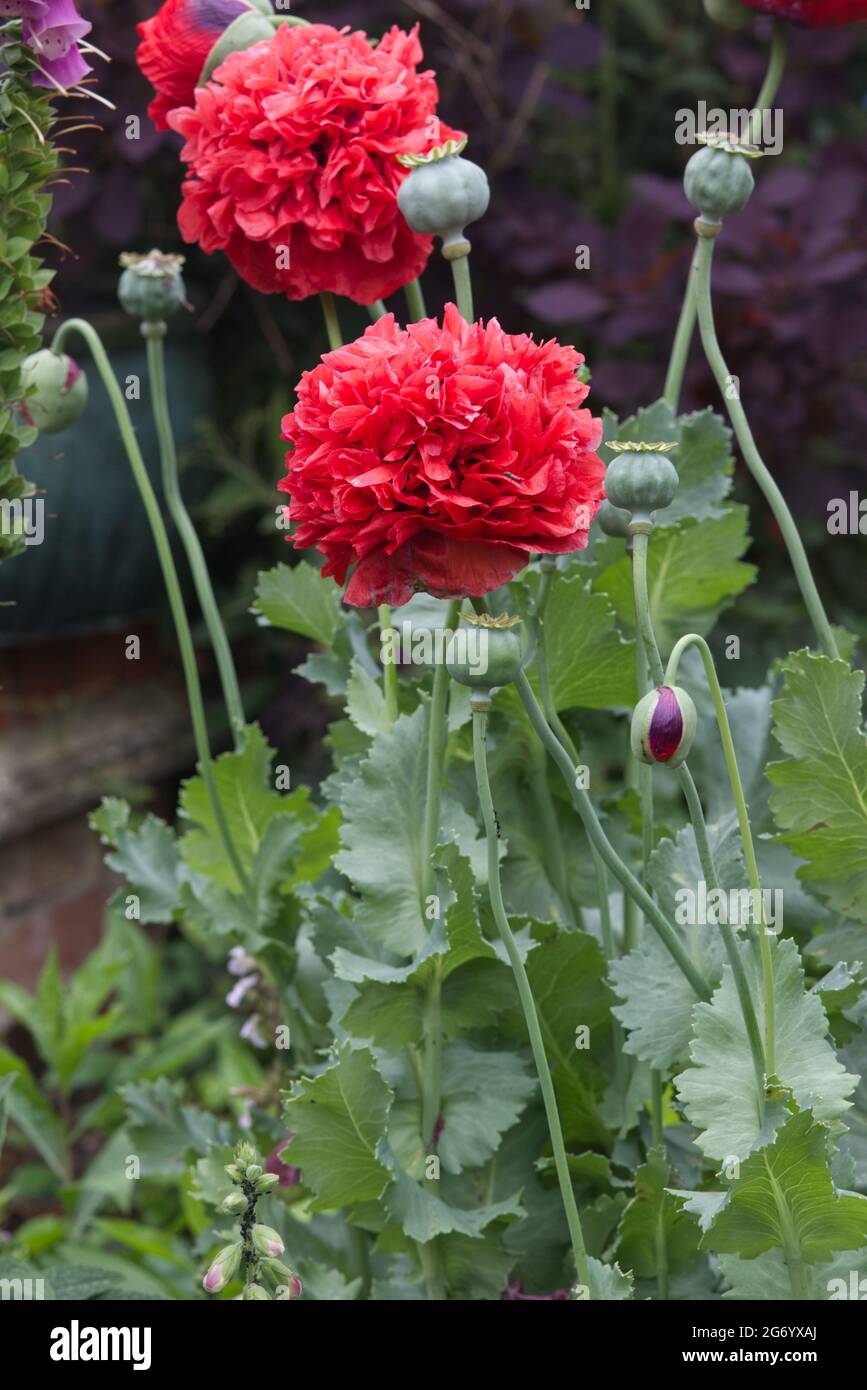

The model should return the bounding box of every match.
[0,337,214,645]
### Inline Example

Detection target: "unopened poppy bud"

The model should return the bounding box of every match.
[245,1164,263,1182]
[631,685,697,768]
[596,499,632,540]
[198,9,277,86]
[252,1224,285,1259]
[20,350,88,435]
[118,249,188,325]
[254,1172,280,1195]
[702,0,750,27]
[243,1283,271,1300]
[202,1242,242,1294]
[221,1191,247,1215]
[397,138,490,259]
[224,1162,243,1183]
[235,1142,257,1168]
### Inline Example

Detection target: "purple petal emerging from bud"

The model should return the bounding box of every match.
[647,685,684,763]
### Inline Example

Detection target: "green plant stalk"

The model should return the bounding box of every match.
[419,600,459,1269]
[146,329,246,746]
[631,532,766,1090]
[528,740,577,929]
[535,600,627,1090]
[748,20,788,143]
[692,235,838,659]
[404,276,427,322]
[649,1074,668,1299]
[378,605,399,724]
[662,282,697,413]
[367,300,387,322]
[515,671,710,999]
[50,319,253,902]
[677,763,766,1098]
[662,19,788,412]
[449,253,474,321]
[638,614,667,1304]
[472,706,591,1290]
[320,292,343,350]
[665,632,775,1075]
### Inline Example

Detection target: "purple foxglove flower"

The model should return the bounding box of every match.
[502,1280,571,1300]
[0,0,93,90]
[225,972,258,1009]
[240,1013,267,1049]
[266,1137,301,1188]
[227,945,257,977]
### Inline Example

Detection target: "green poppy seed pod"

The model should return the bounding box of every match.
[604,453,679,527]
[702,0,750,28]
[252,1224,285,1259]
[446,619,524,690]
[596,499,633,540]
[631,685,697,769]
[202,1242,242,1294]
[20,350,88,434]
[397,140,490,259]
[118,249,188,325]
[684,146,754,222]
[198,9,277,86]
[243,1283,272,1301]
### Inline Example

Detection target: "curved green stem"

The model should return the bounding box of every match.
[378,605,399,725]
[146,329,246,746]
[693,234,837,659]
[449,253,474,322]
[533,571,626,1086]
[404,276,427,323]
[662,18,788,413]
[631,534,765,1092]
[649,1075,668,1300]
[319,292,343,351]
[367,300,387,323]
[665,633,775,1074]
[749,20,788,141]
[515,671,711,1001]
[528,740,578,929]
[50,319,252,901]
[420,601,460,1147]
[472,705,591,1290]
[662,281,697,413]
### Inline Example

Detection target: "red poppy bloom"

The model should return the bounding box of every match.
[136,0,257,131]
[168,22,462,305]
[739,0,867,23]
[279,306,605,608]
